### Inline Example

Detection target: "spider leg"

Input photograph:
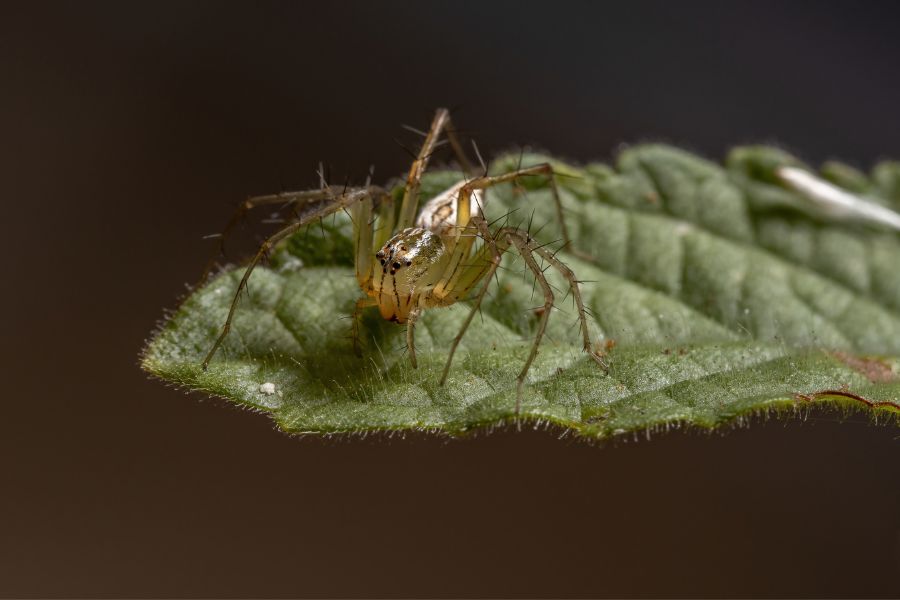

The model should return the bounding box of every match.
[497,226,607,414]
[351,188,375,288]
[405,307,423,369]
[476,163,570,243]
[351,296,378,357]
[397,108,457,229]
[430,164,604,415]
[372,191,396,251]
[439,216,504,387]
[533,246,603,362]
[445,122,476,177]
[503,230,555,415]
[499,227,608,370]
[350,188,391,349]
[200,188,337,283]
[434,163,571,299]
[402,108,474,177]
[201,186,381,369]
[434,221,559,416]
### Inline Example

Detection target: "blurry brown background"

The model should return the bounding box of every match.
[1,1,899,597]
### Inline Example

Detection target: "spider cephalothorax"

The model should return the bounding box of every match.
[373,227,444,323]
[202,108,606,413]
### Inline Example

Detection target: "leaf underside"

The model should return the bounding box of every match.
[142,145,900,439]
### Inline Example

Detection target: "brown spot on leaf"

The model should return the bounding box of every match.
[831,351,897,383]
[793,389,900,412]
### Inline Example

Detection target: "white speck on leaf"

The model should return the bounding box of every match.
[674,221,694,236]
[259,382,276,395]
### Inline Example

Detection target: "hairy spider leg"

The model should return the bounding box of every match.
[349,185,395,356]
[397,107,478,230]
[201,150,402,283]
[438,215,503,385]
[350,296,379,356]
[431,163,569,302]
[372,190,396,251]
[421,166,605,414]
[444,123,476,177]
[505,231,556,414]
[405,306,424,368]
[441,224,604,415]
[351,187,375,288]
[201,186,384,370]
[529,240,607,371]
[200,188,338,283]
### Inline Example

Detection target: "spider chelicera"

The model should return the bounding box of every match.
[201,108,606,413]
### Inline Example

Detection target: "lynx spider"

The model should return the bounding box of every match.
[201,108,606,414]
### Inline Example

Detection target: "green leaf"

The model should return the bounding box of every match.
[142,145,900,438]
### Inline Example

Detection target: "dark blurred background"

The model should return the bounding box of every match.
[1,1,898,597]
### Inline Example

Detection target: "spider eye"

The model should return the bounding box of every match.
[376,250,384,259]
[405,260,412,266]
[392,262,402,269]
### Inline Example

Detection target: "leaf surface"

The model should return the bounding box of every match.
[142,146,900,438]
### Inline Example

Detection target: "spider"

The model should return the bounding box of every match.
[201,108,606,414]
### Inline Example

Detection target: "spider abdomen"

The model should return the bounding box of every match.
[416,181,484,235]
